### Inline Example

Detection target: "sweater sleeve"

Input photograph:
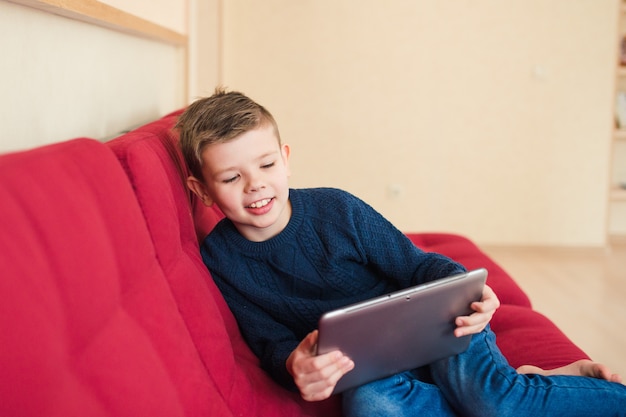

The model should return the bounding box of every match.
[343,191,467,287]
[205,266,302,390]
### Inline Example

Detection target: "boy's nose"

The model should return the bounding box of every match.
[245,178,265,193]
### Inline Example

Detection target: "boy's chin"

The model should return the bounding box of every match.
[235,219,282,241]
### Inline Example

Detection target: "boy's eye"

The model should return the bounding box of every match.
[261,162,275,169]
[223,175,239,184]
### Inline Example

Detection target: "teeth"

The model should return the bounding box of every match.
[249,198,271,208]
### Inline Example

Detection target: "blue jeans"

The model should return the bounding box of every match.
[342,326,626,417]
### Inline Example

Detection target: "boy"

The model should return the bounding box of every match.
[178,88,625,416]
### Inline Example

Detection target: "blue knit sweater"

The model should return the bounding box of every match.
[200,187,465,389]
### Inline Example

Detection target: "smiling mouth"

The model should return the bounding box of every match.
[247,198,273,209]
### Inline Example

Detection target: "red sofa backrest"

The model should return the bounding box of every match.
[107,114,342,416]
[0,139,233,417]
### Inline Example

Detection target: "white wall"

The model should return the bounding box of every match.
[0,0,186,152]
[221,0,619,247]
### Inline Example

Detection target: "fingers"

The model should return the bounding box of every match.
[287,331,355,402]
[454,315,490,337]
[476,285,501,312]
[297,351,354,401]
[454,286,500,337]
[286,331,318,374]
[455,308,495,334]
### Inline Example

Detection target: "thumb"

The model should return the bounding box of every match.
[303,330,319,354]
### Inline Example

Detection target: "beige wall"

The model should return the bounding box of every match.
[0,0,188,152]
[188,0,222,99]
[221,0,619,247]
[1,0,621,247]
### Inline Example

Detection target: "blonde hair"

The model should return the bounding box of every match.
[176,87,281,180]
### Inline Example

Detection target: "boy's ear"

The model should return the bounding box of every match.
[281,143,292,176]
[187,176,214,207]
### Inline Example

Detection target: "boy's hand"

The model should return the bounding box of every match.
[454,284,500,337]
[286,330,355,402]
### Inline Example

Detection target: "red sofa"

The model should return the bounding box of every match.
[0,111,589,416]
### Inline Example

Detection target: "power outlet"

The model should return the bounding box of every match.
[387,184,404,199]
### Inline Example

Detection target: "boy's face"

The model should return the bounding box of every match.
[187,124,292,242]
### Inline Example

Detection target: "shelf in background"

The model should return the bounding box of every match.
[7,0,186,46]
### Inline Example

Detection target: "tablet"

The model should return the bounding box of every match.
[316,268,487,394]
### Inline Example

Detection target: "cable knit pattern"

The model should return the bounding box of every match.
[200,187,465,389]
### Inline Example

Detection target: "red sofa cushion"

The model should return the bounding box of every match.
[491,304,589,370]
[0,139,232,417]
[108,118,342,416]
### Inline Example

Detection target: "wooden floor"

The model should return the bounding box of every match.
[480,243,626,379]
